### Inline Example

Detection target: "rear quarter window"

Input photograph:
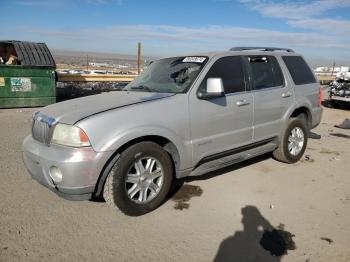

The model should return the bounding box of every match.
[282,56,316,85]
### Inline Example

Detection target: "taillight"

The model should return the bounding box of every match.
[318,86,323,107]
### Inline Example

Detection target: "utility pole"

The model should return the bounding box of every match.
[86,54,89,71]
[331,61,336,76]
[137,42,141,75]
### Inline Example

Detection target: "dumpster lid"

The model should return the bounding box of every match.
[0,40,56,68]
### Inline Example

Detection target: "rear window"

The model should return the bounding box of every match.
[282,56,316,85]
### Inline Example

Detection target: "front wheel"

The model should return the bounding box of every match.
[103,142,173,216]
[273,118,308,163]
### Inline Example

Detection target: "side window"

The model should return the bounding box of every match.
[282,56,316,85]
[199,56,245,94]
[247,56,284,90]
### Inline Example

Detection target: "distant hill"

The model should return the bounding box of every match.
[51,49,158,67]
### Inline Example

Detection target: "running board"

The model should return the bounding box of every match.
[189,141,277,177]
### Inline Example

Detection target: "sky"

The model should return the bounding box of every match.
[1,0,350,65]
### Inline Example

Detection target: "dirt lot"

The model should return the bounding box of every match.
[0,105,349,262]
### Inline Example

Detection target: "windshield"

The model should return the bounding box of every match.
[124,56,208,93]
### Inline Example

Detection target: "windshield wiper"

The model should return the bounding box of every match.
[129,85,153,92]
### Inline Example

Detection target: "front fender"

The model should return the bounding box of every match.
[96,125,192,171]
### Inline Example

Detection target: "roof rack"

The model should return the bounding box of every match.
[230,47,294,53]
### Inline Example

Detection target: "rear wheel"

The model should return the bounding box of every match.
[103,142,173,216]
[273,118,308,163]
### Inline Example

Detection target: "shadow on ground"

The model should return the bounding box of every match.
[214,206,296,262]
[168,154,271,210]
[322,99,350,110]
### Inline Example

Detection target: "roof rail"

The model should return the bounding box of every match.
[230,47,294,53]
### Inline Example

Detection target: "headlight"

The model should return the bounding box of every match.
[51,123,91,147]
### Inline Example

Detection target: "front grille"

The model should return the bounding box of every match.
[32,119,51,144]
[31,114,56,144]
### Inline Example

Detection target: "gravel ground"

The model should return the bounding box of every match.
[0,105,349,262]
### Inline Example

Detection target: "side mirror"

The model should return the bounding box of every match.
[198,78,225,99]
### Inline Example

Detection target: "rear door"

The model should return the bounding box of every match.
[244,55,293,141]
[189,56,253,166]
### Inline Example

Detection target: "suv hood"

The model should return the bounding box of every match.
[39,91,175,125]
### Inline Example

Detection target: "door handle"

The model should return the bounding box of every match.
[282,91,292,98]
[236,99,250,106]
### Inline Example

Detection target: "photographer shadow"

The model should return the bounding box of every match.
[214,206,282,262]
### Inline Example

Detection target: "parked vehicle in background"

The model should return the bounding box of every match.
[328,78,350,106]
[22,47,322,216]
[0,40,56,108]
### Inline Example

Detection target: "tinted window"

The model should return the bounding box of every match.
[247,56,284,90]
[199,56,245,94]
[282,56,316,85]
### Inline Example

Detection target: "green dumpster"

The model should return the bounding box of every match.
[0,40,56,108]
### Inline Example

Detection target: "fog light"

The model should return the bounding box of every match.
[49,166,62,183]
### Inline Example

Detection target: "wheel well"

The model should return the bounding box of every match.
[290,107,311,129]
[116,135,180,171]
[93,135,180,197]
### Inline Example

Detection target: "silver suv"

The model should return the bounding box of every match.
[23,47,323,215]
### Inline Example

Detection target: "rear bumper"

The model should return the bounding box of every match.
[22,135,114,201]
[311,107,323,129]
[329,96,350,102]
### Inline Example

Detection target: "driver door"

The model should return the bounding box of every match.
[189,56,254,166]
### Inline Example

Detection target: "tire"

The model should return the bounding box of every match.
[103,142,173,216]
[273,118,308,164]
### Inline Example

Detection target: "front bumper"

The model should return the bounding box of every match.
[22,135,114,201]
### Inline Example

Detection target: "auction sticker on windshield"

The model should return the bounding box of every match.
[182,57,206,63]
